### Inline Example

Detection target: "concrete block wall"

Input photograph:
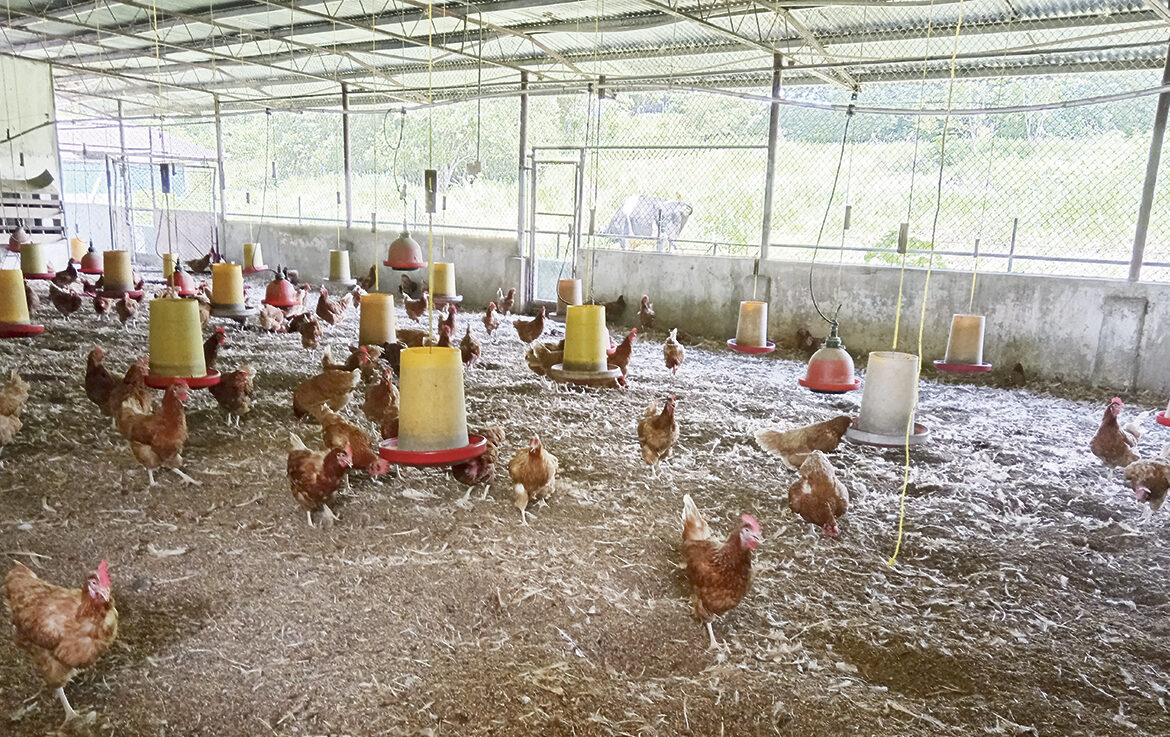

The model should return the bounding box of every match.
[222,218,1169,394]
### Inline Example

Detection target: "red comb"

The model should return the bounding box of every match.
[741,514,761,532]
[1111,397,1123,405]
[97,560,110,588]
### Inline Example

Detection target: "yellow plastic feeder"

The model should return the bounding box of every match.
[0,269,44,337]
[549,304,622,386]
[325,249,356,288]
[242,242,267,274]
[552,278,582,323]
[162,253,176,278]
[846,351,929,446]
[145,297,220,388]
[934,314,993,374]
[209,262,257,318]
[69,237,87,263]
[20,241,53,279]
[430,262,462,307]
[99,250,140,297]
[359,293,396,346]
[378,346,487,467]
[728,300,776,354]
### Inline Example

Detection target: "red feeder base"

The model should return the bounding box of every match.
[727,338,776,355]
[1156,411,1170,427]
[98,288,144,300]
[0,322,45,338]
[80,267,104,275]
[433,294,463,307]
[23,272,55,281]
[933,360,993,374]
[243,266,268,275]
[379,434,488,467]
[144,370,222,390]
[798,377,861,394]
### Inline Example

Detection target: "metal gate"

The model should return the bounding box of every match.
[527,148,584,303]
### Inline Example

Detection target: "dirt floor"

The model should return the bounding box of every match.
[2,276,1169,737]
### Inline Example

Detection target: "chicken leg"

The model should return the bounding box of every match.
[55,687,79,723]
[319,504,339,527]
[705,622,720,651]
[171,467,200,485]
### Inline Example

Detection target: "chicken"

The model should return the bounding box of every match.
[185,247,218,274]
[106,357,152,428]
[664,328,685,374]
[316,286,346,325]
[460,325,480,367]
[48,283,82,317]
[362,367,399,429]
[51,260,78,287]
[194,293,211,327]
[483,301,500,336]
[788,450,848,536]
[451,425,505,488]
[637,294,655,330]
[680,494,761,650]
[287,432,353,526]
[320,410,391,478]
[524,339,564,377]
[0,370,30,449]
[1124,446,1170,518]
[399,273,422,300]
[603,294,626,321]
[208,365,255,427]
[114,294,138,326]
[404,290,429,322]
[1008,361,1027,388]
[79,276,98,295]
[436,324,454,348]
[93,293,111,317]
[755,415,853,469]
[356,265,378,291]
[84,347,118,413]
[1090,397,1142,467]
[395,328,428,348]
[293,368,361,421]
[508,435,558,524]
[289,311,323,349]
[4,561,117,723]
[203,326,228,371]
[794,327,819,356]
[24,280,39,313]
[638,395,679,476]
[118,381,197,486]
[441,304,457,337]
[322,345,371,374]
[497,287,515,315]
[258,304,286,332]
[514,306,546,344]
[607,328,637,378]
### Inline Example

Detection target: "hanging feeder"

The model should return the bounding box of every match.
[429,262,462,307]
[145,297,221,389]
[846,351,929,446]
[799,320,860,393]
[359,293,396,346]
[262,268,299,309]
[934,313,993,373]
[379,346,487,466]
[19,241,54,280]
[167,262,198,297]
[1157,399,1170,427]
[727,300,775,354]
[80,242,103,274]
[384,231,426,271]
[0,269,44,338]
[324,249,356,289]
[97,251,143,298]
[551,278,582,323]
[548,304,623,386]
[242,242,267,275]
[209,263,258,318]
[69,237,87,264]
[6,224,31,253]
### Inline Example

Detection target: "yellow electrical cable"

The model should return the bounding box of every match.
[888,0,965,568]
[426,1,435,341]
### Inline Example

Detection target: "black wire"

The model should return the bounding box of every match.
[808,96,855,325]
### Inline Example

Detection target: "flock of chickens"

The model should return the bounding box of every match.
[3,251,1164,726]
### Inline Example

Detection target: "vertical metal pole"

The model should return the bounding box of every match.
[1007,217,1018,273]
[104,154,116,252]
[341,83,354,231]
[118,100,132,254]
[214,95,227,253]
[516,71,529,260]
[1130,43,1170,282]
[759,53,782,260]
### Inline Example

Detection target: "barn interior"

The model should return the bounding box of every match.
[3,1,1170,735]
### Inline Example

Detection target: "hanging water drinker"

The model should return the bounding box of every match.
[800,319,860,393]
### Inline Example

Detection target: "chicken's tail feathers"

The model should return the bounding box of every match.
[755,428,798,469]
[681,494,711,542]
[288,432,309,451]
[668,328,678,341]
[1125,420,1145,441]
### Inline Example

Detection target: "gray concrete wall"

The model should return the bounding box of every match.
[223,218,1169,394]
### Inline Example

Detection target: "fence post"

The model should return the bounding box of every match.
[214,95,227,256]
[759,53,782,260]
[341,83,353,232]
[1130,43,1170,282]
[516,71,530,304]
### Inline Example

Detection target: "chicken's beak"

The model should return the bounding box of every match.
[1137,486,1151,503]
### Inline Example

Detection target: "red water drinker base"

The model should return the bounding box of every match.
[1156,411,1170,428]
[262,269,299,308]
[144,370,222,390]
[800,321,860,393]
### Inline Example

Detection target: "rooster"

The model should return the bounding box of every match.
[316,286,346,325]
[637,294,655,330]
[288,432,352,526]
[404,290,429,322]
[451,426,505,488]
[460,325,480,367]
[203,326,228,372]
[4,561,117,723]
[1090,397,1142,467]
[497,287,515,315]
[483,302,500,336]
[607,328,637,379]
[755,415,852,469]
[638,395,679,476]
[664,328,685,374]
[208,365,255,427]
[48,283,82,317]
[788,451,848,536]
[681,494,761,650]
[514,306,546,344]
[118,381,197,486]
[508,435,558,524]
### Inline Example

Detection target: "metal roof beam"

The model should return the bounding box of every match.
[750,1,857,89]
